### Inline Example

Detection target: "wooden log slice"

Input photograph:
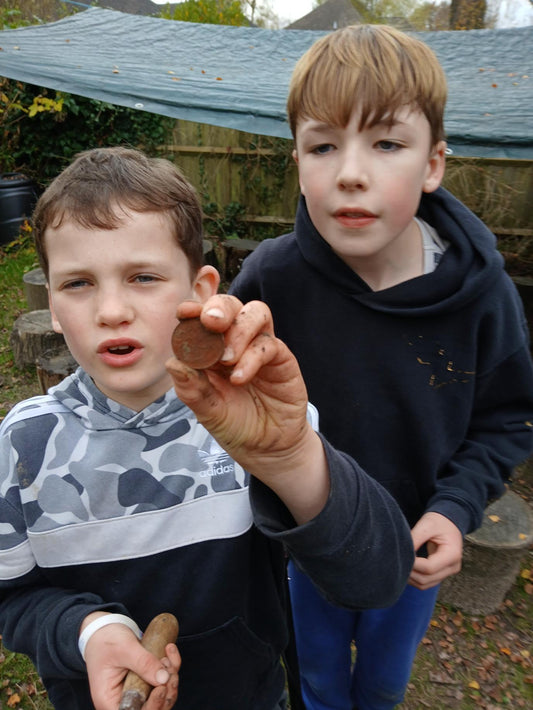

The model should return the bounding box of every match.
[23,267,48,311]
[10,309,65,369]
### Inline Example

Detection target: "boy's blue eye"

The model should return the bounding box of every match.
[64,279,89,290]
[312,144,334,155]
[135,274,157,283]
[378,140,401,152]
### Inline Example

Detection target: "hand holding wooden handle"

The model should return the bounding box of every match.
[118,613,179,710]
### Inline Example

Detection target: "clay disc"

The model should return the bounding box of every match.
[171,317,225,369]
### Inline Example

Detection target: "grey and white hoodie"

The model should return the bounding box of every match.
[0,368,413,709]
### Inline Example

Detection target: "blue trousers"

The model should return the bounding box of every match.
[288,561,439,710]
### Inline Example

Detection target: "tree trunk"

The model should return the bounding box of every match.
[449,0,487,29]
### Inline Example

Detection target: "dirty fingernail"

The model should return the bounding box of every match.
[221,346,234,362]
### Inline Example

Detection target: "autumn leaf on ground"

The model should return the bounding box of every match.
[6,692,21,707]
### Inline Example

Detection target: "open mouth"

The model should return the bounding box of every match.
[107,344,135,355]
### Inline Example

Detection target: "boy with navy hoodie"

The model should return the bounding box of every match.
[230,24,533,710]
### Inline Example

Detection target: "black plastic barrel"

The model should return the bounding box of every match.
[0,172,39,246]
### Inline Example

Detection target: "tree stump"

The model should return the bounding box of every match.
[221,238,259,281]
[23,267,48,311]
[10,309,65,369]
[439,489,533,615]
[36,345,78,393]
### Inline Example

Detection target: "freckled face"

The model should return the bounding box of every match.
[47,210,218,411]
[294,107,446,273]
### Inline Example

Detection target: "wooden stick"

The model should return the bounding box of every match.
[118,613,179,710]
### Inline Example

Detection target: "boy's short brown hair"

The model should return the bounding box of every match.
[33,147,204,279]
[287,24,447,147]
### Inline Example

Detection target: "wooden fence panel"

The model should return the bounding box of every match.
[158,120,533,243]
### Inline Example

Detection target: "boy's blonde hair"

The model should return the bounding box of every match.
[33,147,204,280]
[287,24,447,147]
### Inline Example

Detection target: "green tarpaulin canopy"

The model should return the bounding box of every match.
[0,8,531,159]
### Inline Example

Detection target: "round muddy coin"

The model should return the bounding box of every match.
[171,317,225,369]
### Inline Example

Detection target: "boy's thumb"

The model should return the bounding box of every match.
[119,650,170,709]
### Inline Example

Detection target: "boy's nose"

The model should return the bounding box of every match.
[337,149,369,191]
[95,287,134,327]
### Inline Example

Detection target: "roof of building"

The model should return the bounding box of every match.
[90,0,160,15]
[286,0,363,31]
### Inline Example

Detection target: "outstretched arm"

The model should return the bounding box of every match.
[166,295,330,525]
[167,296,415,610]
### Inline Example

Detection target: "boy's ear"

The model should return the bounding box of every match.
[422,140,447,194]
[292,148,307,196]
[192,265,220,303]
[47,287,64,334]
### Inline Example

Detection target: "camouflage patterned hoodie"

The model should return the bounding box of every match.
[0,368,413,709]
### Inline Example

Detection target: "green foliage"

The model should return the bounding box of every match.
[350,0,417,23]
[0,637,52,709]
[203,200,248,239]
[0,77,175,187]
[0,2,174,185]
[0,7,30,29]
[408,1,451,31]
[0,229,40,420]
[160,0,249,26]
[0,0,79,29]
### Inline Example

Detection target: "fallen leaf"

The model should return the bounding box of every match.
[520,568,531,579]
[488,514,501,522]
[7,693,21,707]
[468,680,480,690]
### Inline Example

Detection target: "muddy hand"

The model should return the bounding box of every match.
[118,614,179,710]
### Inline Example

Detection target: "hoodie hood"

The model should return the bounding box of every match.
[50,368,188,431]
[295,186,505,317]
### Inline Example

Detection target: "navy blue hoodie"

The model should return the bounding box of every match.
[230,188,533,534]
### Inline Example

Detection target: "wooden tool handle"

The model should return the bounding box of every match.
[118,613,179,710]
